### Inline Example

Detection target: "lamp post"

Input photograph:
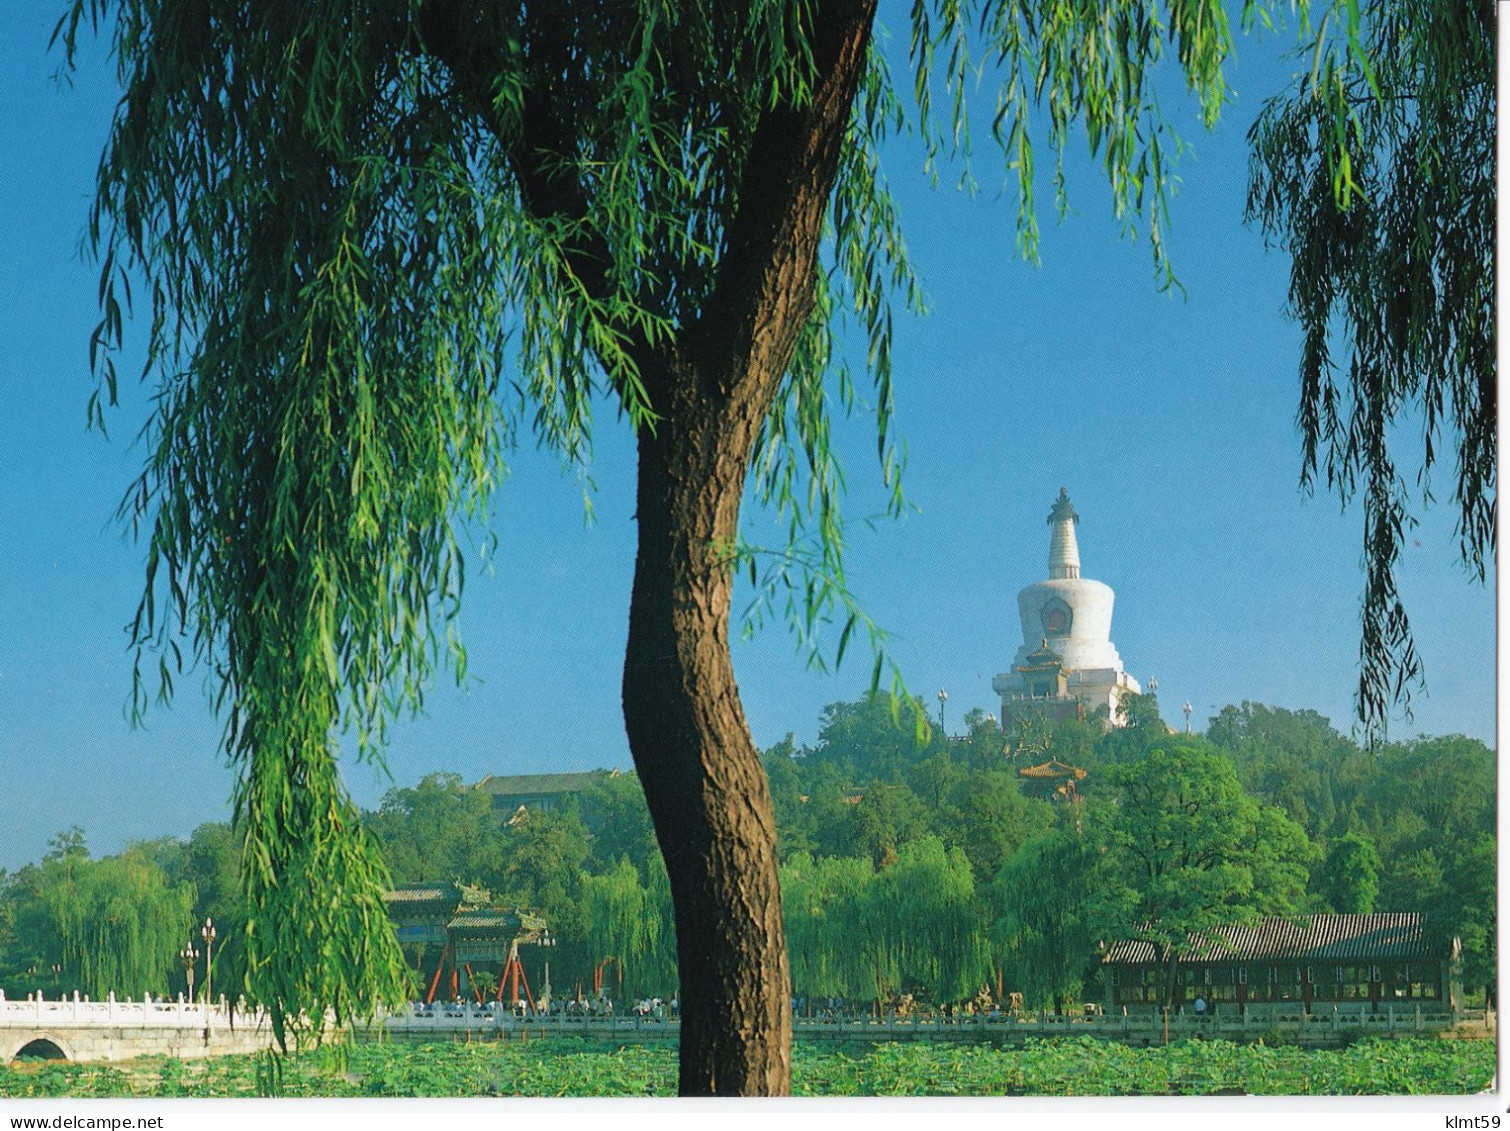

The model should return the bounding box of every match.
[937,688,948,734]
[200,917,217,1035]
[180,943,200,1002]
[539,928,555,1014]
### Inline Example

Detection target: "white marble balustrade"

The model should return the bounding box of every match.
[0,990,249,1028]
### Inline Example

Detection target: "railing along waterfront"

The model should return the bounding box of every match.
[3,992,1473,1043]
[377,1001,1468,1043]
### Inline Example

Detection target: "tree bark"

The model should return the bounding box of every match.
[623,381,792,1095]
[416,0,874,1095]
[617,0,877,1096]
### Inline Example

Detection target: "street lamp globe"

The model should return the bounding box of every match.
[180,943,200,1001]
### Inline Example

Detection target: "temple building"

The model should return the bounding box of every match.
[994,488,1140,725]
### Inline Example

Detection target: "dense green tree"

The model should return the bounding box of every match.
[995,823,1129,1011]
[638,857,679,997]
[182,824,240,919]
[0,865,63,998]
[800,761,859,861]
[956,710,1008,771]
[1435,833,1496,1005]
[867,837,990,1004]
[937,769,1052,885]
[1098,742,1313,1008]
[1314,830,1381,914]
[0,872,14,975]
[493,809,590,915]
[906,751,963,812]
[1092,693,1171,768]
[761,737,816,861]
[42,849,197,1000]
[1347,736,1495,987]
[844,784,930,868]
[1365,736,1495,851]
[808,693,939,785]
[128,836,190,883]
[780,852,874,1003]
[580,772,662,880]
[1114,692,1167,737]
[0,831,96,996]
[1377,847,1444,919]
[367,772,501,886]
[1207,703,1361,836]
[576,858,674,1000]
[782,838,987,1007]
[178,822,247,999]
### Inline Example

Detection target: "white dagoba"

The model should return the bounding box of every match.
[993,488,1140,723]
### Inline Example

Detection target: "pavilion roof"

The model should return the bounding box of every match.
[1017,641,1065,670]
[1102,913,1444,965]
[1017,759,1087,781]
[447,908,548,939]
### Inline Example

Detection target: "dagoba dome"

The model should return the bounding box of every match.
[993,489,1140,723]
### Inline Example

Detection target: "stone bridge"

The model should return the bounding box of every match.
[0,993,274,1062]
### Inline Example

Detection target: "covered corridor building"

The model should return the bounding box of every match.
[1100,913,1460,1016]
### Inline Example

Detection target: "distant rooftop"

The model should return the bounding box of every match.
[1017,759,1087,781]
[1103,913,1445,965]
[474,769,625,796]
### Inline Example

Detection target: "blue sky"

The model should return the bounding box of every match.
[0,7,1495,872]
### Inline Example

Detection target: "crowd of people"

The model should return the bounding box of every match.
[409,992,679,1021]
[793,985,1033,1023]
[412,985,1064,1025]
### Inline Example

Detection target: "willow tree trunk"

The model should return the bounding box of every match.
[617,0,877,1096]
[623,388,792,1095]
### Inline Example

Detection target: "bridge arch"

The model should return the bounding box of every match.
[6,1033,75,1062]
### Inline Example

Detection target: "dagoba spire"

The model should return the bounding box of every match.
[1047,487,1081,580]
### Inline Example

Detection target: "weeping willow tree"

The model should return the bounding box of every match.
[995,826,1128,1011]
[781,842,987,1005]
[1246,0,1496,740]
[867,837,990,1004]
[43,851,196,1001]
[57,0,1448,1096]
[577,858,674,999]
[780,852,874,1002]
[637,853,679,996]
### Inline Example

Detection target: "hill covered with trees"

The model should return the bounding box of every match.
[0,697,1493,1012]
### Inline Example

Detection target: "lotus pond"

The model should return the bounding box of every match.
[0,1036,1494,1098]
